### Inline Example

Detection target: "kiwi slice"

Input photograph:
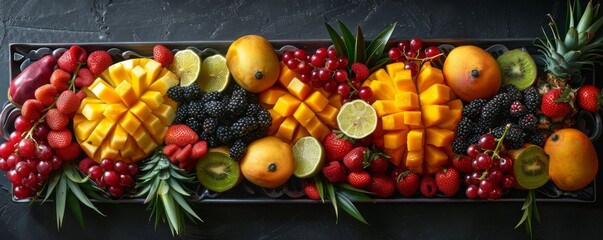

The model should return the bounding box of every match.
[510,145,550,189]
[195,152,240,192]
[496,49,537,90]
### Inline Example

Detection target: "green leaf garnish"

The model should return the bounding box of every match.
[336,192,368,224]
[324,22,346,58]
[338,20,356,63]
[515,190,540,240]
[355,25,366,64]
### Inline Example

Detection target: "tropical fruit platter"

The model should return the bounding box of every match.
[1,1,601,238]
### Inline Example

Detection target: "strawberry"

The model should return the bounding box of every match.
[78,157,96,173]
[347,170,371,189]
[47,129,72,149]
[55,141,81,162]
[452,155,473,174]
[153,45,174,67]
[164,124,199,147]
[162,144,180,159]
[55,90,80,114]
[21,99,45,121]
[343,147,367,172]
[323,132,354,162]
[435,168,460,197]
[69,45,87,64]
[57,50,78,73]
[322,161,345,183]
[395,171,420,197]
[75,90,87,102]
[368,156,389,174]
[303,182,321,200]
[87,51,113,76]
[541,88,574,119]
[34,84,57,107]
[577,85,603,113]
[351,62,369,81]
[75,68,94,88]
[49,68,71,92]
[420,175,438,197]
[191,141,208,159]
[175,144,192,163]
[366,174,395,198]
[45,109,69,130]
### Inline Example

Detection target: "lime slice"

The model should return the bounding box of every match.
[197,54,230,92]
[292,136,325,178]
[337,99,377,139]
[169,49,201,87]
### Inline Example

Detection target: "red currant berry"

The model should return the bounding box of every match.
[466,144,481,158]
[296,61,311,74]
[466,185,478,199]
[315,47,328,58]
[293,49,307,60]
[0,158,9,171]
[103,171,119,186]
[488,187,503,199]
[502,175,516,189]
[114,161,128,174]
[18,138,36,158]
[337,83,351,96]
[50,155,63,170]
[325,58,339,71]
[499,155,513,172]
[478,134,496,151]
[475,153,492,170]
[323,81,337,93]
[405,50,417,59]
[398,41,410,51]
[108,185,124,197]
[119,174,134,187]
[100,158,114,171]
[15,161,33,177]
[318,68,331,81]
[388,47,401,60]
[338,57,348,69]
[89,165,103,180]
[358,86,373,100]
[36,161,52,175]
[35,144,52,162]
[6,154,21,169]
[8,169,23,185]
[404,61,419,76]
[479,179,494,192]
[286,58,299,70]
[425,46,441,59]
[327,48,338,59]
[487,167,504,184]
[311,80,323,88]
[334,70,348,82]
[9,131,23,145]
[310,54,325,67]
[299,73,311,83]
[282,51,294,63]
[14,116,32,132]
[0,142,15,159]
[13,185,32,199]
[409,38,423,51]
[33,124,50,141]
[310,69,320,81]
[127,164,139,176]
[351,78,363,90]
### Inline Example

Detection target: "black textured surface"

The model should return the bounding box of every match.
[1,0,602,239]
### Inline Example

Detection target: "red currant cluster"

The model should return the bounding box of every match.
[78,157,139,197]
[282,48,374,103]
[387,38,443,76]
[457,125,516,199]
[0,118,62,199]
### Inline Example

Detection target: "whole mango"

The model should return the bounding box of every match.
[226,35,280,93]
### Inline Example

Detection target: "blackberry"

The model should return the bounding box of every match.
[245,128,267,142]
[245,103,262,117]
[527,132,546,147]
[501,84,522,102]
[204,100,224,118]
[506,127,526,149]
[490,126,505,139]
[456,117,474,139]
[174,103,189,124]
[519,113,537,130]
[183,84,203,100]
[227,93,248,115]
[479,93,507,130]
[452,138,469,154]
[216,126,235,145]
[167,86,185,102]
[201,132,220,148]
[187,100,205,117]
[231,117,258,138]
[186,116,202,133]
[509,101,526,118]
[256,107,272,128]
[523,86,540,113]
[202,118,218,135]
[229,140,247,161]
[467,134,481,146]
[463,98,487,120]
[200,91,221,105]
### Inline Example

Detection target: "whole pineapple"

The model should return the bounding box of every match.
[534,0,603,130]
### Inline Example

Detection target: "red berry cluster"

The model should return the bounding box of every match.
[387,38,443,77]
[390,167,461,198]
[282,48,373,103]
[162,124,209,172]
[78,157,139,197]
[452,128,516,199]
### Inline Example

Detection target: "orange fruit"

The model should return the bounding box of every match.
[544,128,598,191]
[443,45,501,101]
[226,35,280,93]
[239,136,294,188]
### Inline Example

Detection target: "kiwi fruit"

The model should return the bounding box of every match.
[509,145,550,189]
[195,152,240,192]
[496,49,537,90]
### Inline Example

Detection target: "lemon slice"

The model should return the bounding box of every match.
[169,49,201,87]
[337,99,377,139]
[292,136,325,178]
[197,54,230,92]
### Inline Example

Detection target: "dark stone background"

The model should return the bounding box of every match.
[1,0,602,239]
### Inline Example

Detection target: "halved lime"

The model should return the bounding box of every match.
[197,54,230,92]
[337,99,377,139]
[169,49,201,87]
[292,136,325,178]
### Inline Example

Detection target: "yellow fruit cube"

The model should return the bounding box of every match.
[151,126,168,145]
[142,114,163,136]
[384,146,406,167]
[73,114,86,127]
[80,142,99,159]
[405,150,424,168]
[419,84,450,106]
[287,78,312,100]
[291,126,310,145]
[438,109,463,130]
[421,105,449,127]
[278,64,296,88]
[374,68,392,83]
[139,91,164,110]
[395,92,420,111]
[90,80,121,104]
[416,63,444,93]
[86,118,116,147]
[304,91,329,112]
[305,117,330,142]
[115,80,137,107]
[108,63,129,86]
[82,103,108,121]
[273,94,301,117]
[78,97,103,113]
[259,86,289,105]
[370,80,395,100]
[267,109,285,135]
[317,88,332,98]
[144,60,163,87]
[425,128,455,147]
[407,129,424,152]
[120,59,138,72]
[120,137,137,159]
[120,111,141,136]
[372,100,398,117]
[384,129,409,149]
[446,99,463,110]
[129,101,152,122]
[382,112,408,130]
[293,103,315,127]
[328,94,343,109]
[277,116,299,141]
[132,127,158,155]
[386,62,406,78]
[75,119,101,142]
[110,125,129,150]
[316,104,338,129]
[153,104,176,125]
[393,70,416,93]
[424,145,448,168]
[403,111,422,127]
[148,73,178,95]
[103,103,128,122]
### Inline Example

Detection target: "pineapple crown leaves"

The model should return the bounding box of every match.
[535,0,603,78]
[323,20,396,72]
[135,148,202,236]
[312,175,372,224]
[553,87,576,108]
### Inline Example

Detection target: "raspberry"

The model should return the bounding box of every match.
[303,182,321,200]
[351,62,369,81]
[322,161,345,183]
[78,158,96,173]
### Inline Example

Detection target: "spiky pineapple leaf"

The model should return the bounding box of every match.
[43,170,61,203]
[66,190,84,228]
[314,176,326,203]
[55,176,67,230]
[335,192,368,224]
[326,181,338,222]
